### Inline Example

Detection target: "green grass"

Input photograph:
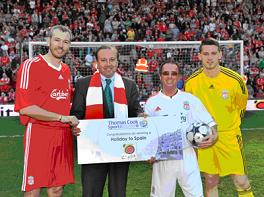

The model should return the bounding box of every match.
[0,112,264,197]
[242,111,264,128]
[0,116,24,135]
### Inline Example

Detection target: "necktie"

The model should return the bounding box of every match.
[104,79,114,117]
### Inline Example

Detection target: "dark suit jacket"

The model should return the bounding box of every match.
[70,75,142,119]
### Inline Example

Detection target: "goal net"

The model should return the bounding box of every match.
[28,41,243,101]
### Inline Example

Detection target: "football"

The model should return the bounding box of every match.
[186,122,212,146]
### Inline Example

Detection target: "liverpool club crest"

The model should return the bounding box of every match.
[222,90,229,99]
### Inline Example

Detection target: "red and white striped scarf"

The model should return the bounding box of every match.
[85,72,128,119]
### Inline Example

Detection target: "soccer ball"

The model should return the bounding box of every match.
[186,122,212,146]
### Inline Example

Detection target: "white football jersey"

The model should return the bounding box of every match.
[144,90,216,148]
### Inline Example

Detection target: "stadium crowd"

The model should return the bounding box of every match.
[0,0,264,104]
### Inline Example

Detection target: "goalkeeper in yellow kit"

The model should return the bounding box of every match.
[185,39,254,197]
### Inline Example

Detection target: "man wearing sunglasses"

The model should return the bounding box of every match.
[144,61,218,197]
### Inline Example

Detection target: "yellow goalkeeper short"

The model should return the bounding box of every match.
[198,128,247,176]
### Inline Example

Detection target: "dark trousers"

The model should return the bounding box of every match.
[81,162,130,197]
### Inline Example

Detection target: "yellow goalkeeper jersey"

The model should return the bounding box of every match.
[185,66,248,131]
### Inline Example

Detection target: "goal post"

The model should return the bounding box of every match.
[28,40,244,72]
[28,40,244,100]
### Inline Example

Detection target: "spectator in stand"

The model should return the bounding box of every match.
[0,0,264,100]
[256,75,264,90]
[0,92,8,104]
[148,56,159,72]
[247,84,255,99]
[0,72,11,93]
[7,87,15,103]
[73,70,83,84]
[0,53,10,67]
[127,27,135,41]
[104,17,113,37]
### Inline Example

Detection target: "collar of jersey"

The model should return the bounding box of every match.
[40,54,62,71]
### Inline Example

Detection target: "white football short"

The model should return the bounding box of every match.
[150,147,204,197]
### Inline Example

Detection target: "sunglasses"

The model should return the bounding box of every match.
[161,71,178,76]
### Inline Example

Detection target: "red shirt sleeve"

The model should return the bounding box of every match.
[15,59,38,112]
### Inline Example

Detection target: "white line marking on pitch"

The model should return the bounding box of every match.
[0,135,23,138]
[241,128,264,131]
[0,128,264,138]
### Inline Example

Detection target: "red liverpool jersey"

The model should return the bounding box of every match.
[15,55,72,127]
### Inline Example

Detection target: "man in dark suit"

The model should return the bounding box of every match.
[70,45,143,197]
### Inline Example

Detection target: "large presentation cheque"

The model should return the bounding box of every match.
[77,116,187,164]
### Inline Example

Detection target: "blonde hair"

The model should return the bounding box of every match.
[48,25,73,40]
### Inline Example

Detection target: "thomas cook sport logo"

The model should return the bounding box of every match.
[108,119,148,130]
[139,119,148,128]
[50,89,69,100]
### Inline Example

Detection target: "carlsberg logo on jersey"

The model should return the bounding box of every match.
[50,89,69,100]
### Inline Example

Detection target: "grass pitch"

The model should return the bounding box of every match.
[0,112,263,197]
